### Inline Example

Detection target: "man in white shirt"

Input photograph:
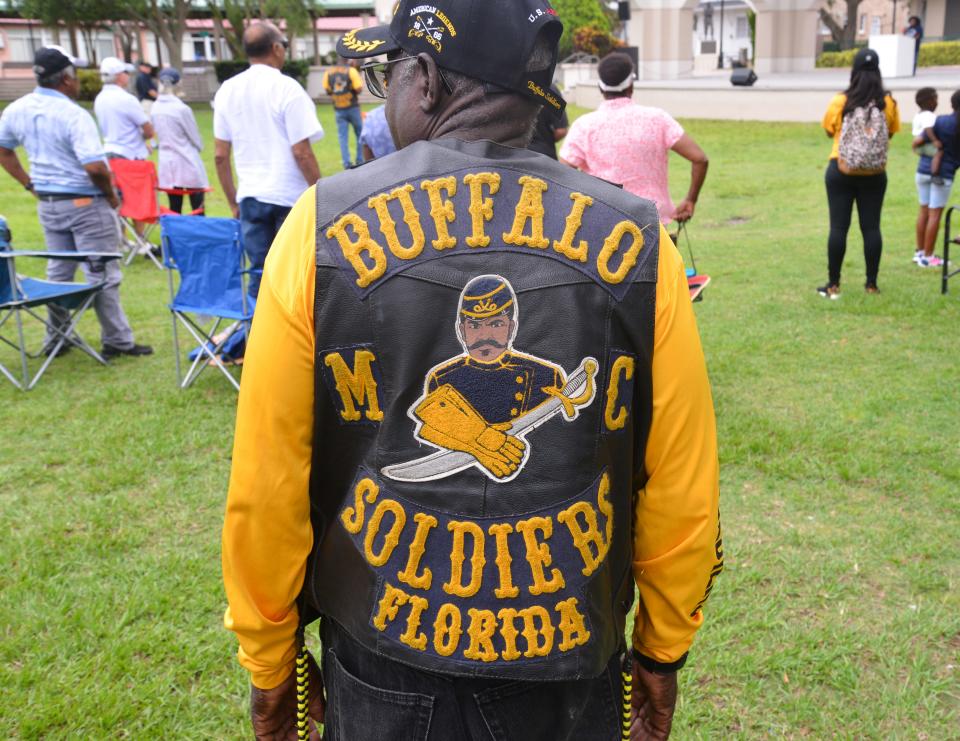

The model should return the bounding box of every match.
[0,46,152,359]
[213,21,323,300]
[94,57,154,160]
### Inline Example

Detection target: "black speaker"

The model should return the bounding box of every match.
[730,68,757,86]
[618,1,631,20]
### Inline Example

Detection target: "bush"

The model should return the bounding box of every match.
[572,24,623,58]
[213,60,249,83]
[552,0,612,58]
[815,48,858,68]
[281,59,310,86]
[77,69,102,101]
[214,59,311,87]
[817,40,959,68]
[918,40,960,66]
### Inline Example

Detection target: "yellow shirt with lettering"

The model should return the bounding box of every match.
[822,92,901,161]
[222,184,721,689]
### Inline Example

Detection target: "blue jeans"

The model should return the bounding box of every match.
[239,198,291,299]
[319,619,623,741]
[335,106,363,170]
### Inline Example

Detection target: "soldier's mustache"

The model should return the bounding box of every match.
[469,339,507,350]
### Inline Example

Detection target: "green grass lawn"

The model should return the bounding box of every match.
[1,103,958,738]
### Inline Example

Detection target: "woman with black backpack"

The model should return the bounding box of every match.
[818,48,901,298]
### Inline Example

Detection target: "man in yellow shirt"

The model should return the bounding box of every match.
[322,57,364,170]
[222,1,722,739]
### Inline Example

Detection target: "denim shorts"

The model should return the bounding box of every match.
[916,172,955,209]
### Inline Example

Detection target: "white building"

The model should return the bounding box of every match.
[692,0,755,68]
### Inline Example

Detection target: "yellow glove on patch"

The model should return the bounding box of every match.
[415,385,526,478]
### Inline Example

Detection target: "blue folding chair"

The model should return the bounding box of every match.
[0,214,117,391]
[160,215,253,391]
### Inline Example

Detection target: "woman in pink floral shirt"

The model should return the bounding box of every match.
[560,53,709,225]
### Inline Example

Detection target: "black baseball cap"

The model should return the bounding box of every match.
[337,0,565,114]
[852,47,879,73]
[33,45,87,78]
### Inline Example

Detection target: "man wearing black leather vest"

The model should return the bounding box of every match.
[222,2,722,739]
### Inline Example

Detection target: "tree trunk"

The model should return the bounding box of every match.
[818,8,844,44]
[67,24,79,57]
[80,26,96,64]
[52,25,61,45]
[818,0,862,50]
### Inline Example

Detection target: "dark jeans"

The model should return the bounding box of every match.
[825,159,887,287]
[335,106,364,170]
[239,197,292,298]
[319,619,623,741]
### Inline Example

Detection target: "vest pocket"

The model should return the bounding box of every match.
[325,650,434,741]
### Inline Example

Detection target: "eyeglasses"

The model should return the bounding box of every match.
[360,56,452,99]
[279,38,289,50]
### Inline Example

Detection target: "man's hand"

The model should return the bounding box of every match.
[672,199,695,223]
[229,200,240,219]
[107,193,121,210]
[630,661,678,741]
[251,652,325,741]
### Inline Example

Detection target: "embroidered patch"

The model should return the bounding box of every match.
[320,345,385,426]
[320,168,657,301]
[603,351,636,433]
[407,5,457,53]
[340,468,616,666]
[381,275,598,483]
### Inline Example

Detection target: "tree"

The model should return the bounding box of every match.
[551,0,612,59]
[209,0,312,61]
[128,0,193,69]
[819,0,862,50]
[19,0,82,57]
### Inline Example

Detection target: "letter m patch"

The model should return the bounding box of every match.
[321,345,385,425]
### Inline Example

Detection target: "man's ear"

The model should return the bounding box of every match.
[415,53,445,114]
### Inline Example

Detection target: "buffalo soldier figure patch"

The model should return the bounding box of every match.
[382,275,598,483]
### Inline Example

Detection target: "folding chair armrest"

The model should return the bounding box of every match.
[0,250,123,261]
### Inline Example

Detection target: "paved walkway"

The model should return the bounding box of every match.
[570,67,960,122]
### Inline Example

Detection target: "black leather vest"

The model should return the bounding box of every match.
[306,138,659,681]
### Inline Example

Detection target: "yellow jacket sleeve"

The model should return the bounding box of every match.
[884,94,901,136]
[222,187,317,690]
[631,225,722,668]
[349,67,363,92]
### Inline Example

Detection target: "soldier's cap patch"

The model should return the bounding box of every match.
[337,0,565,116]
[460,277,515,320]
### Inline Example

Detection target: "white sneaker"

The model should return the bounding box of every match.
[913,250,924,264]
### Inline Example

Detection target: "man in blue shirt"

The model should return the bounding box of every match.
[903,16,923,76]
[0,46,151,358]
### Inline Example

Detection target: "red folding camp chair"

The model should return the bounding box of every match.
[108,158,163,268]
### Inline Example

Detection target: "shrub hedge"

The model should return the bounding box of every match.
[213,59,311,87]
[816,40,960,68]
[77,69,102,101]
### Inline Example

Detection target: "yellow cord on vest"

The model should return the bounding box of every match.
[621,661,632,741]
[296,646,310,741]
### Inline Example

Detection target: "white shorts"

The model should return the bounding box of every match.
[916,172,954,209]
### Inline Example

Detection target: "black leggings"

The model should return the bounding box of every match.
[167,190,205,215]
[825,159,887,286]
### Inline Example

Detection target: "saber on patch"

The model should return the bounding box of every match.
[382,356,598,483]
